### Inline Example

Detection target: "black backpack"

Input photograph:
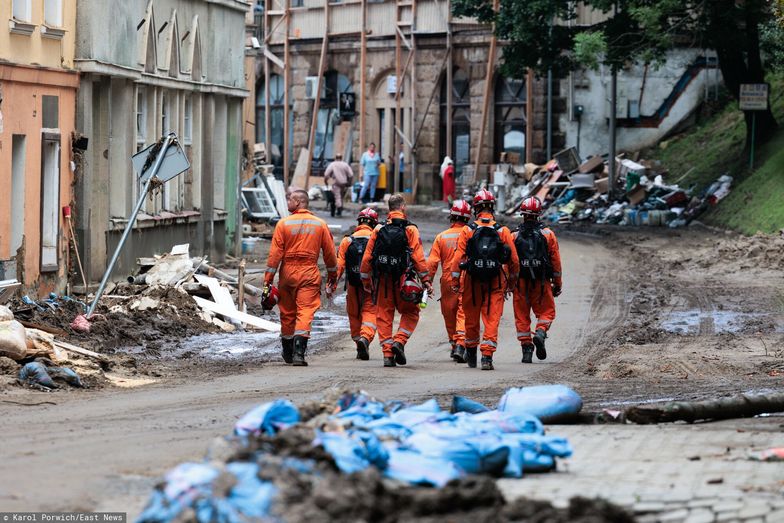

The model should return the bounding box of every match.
[464,223,509,282]
[515,224,553,281]
[344,236,369,288]
[371,219,412,279]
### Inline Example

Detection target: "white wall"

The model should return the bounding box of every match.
[560,48,723,157]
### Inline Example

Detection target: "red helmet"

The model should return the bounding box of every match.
[450,200,472,220]
[473,189,495,211]
[519,196,543,217]
[400,275,424,303]
[261,285,280,310]
[358,208,379,226]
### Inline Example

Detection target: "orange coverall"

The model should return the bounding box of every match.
[427,223,467,349]
[360,210,430,358]
[451,212,519,357]
[265,209,338,341]
[336,224,377,343]
[513,227,562,344]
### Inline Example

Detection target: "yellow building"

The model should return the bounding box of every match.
[0,0,78,294]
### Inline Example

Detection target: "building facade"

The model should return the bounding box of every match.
[254,1,722,202]
[0,0,79,294]
[255,0,563,203]
[74,0,249,283]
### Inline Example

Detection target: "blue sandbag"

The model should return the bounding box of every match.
[456,410,544,435]
[451,395,490,414]
[317,429,388,473]
[234,399,300,436]
[384,448,464,487]
[503,434,573,472]
[224,462,277,518]
[46,366,83,387]
[390,399,453,426]
[405,432,510,476]
[19,362,56,388]
[497,385,583,423]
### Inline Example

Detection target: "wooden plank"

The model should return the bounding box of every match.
[193,296,281,332]
[53,341,110,363]
[290,147,310,189]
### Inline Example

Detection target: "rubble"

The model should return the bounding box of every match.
[488,147,733,228]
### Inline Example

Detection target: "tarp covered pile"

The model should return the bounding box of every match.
[138,385,582,522]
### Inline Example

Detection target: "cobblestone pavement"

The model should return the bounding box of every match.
[499,417,784,522]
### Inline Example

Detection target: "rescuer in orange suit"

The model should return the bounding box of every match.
[512,196,562,364]
[329,208,379,361]
[451,190,519,371]
[264,189,338,366]
[427,200,472,363]
[360,193,433,367]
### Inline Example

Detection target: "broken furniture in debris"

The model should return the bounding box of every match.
[479,146,732,228]
[126,243,280,333]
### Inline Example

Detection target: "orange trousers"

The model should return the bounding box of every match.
[513,279,556,343]
[461,277,505,356]
[346,285,377,342]
[439,280,465,347]
[278,263,322,339]
[375,276,421,358]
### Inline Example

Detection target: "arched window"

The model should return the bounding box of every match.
[494,75,526,160]
[439,68,471,178]
[256,74,292,178]
[314,71,354,166]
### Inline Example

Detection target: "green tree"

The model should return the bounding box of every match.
[452,0,779,148]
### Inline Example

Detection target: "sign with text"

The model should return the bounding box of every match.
[739,84,768,111]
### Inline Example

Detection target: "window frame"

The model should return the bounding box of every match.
[43,0,62,27]
[12,0,32,22]
[183,95,192,145]
[136,87,147,148]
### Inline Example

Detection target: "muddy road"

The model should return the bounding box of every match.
[0,220,782,517]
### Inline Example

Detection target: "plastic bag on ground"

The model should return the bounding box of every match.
[498,385,583,423]
[0,320,27,360]
[234,399,300,436]
[389,399,453,426]
[19,362,56,388]
[0,305,13,322]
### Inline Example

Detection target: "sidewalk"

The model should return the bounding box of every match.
[498,417,784,522]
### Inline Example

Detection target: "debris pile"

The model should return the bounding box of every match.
[0,303,100,390]
[488,147,732,228]
[135,386,621,523]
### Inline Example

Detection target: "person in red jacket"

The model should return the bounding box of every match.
[427,200,471,362]
[330,208,379,360]
[451,190,519,370]
[512,196,563,364]
[264,189,338,366]
[360,194,432,367]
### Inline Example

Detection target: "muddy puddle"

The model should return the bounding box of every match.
[661,309,784,335]
[119,311,349,361]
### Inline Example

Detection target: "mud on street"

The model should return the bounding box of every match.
[0,211,783,519]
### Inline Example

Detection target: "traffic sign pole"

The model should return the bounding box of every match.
[750,111,756,170]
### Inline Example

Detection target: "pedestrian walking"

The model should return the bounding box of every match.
[359,143,381,203]
[330,208,379,360]
[427,200,472,363]
[360,193,433,367]
[398,143,405,191]
[451,190,519,370]
[440,157,455,203]
[512,196,563,364]
[264,189,338,366]
[324,153,353,217]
